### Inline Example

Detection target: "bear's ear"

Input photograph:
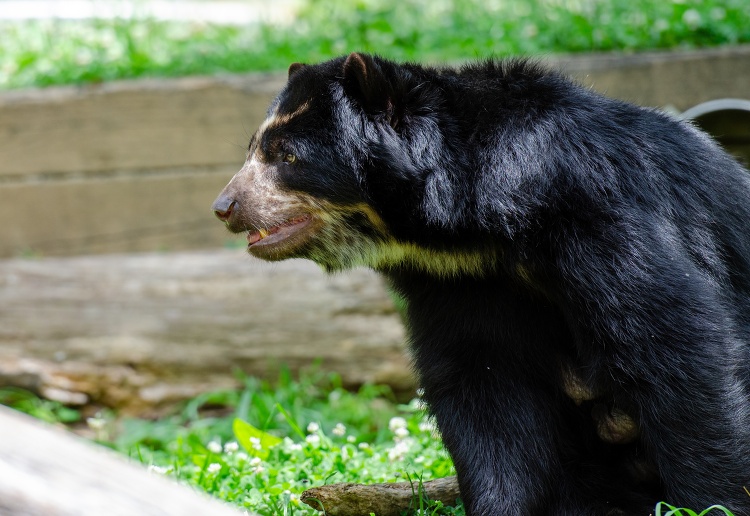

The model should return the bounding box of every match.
[288,62,306,78]
[342,52,399,129]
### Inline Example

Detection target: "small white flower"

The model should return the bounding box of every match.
[388,417,407,432]
[236,452,249,461]
[306,422,320,433]
[249,437,262,451]
[207,463,222,474]
[281,489,299,502]
[682,9,701,30]
[332,423,346,436]
[288,442,303,452]
[654,19,669,32]
[414,455,425,463]
[341,447,350,461]
[252,465,265,474]
[387,439,411,461]
[394,427,410,439]
[223,442,239,454]
[346,435,356,443]
[305,434,321,445]
[358,442,370,450]
[148,464,170,475]
[250,457,262,466]
[207,441,222,454]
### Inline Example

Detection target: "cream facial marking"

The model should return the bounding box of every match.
[254,100,312,156]
[298,201,496,278]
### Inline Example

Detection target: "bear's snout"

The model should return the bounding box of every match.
[212,194,236,223]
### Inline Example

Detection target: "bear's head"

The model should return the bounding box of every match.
[212,53,490,276]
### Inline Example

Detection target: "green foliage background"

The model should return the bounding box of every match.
[1,0,749,89]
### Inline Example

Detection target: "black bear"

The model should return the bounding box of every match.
[212,53,750,515]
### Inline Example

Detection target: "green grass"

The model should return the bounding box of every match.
[1,0,749,90]
[0,371,741,515]
[99,367,459,515]
[0,387,81,424]
[655,502,736,516]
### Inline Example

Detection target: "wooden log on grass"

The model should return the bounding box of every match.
[300,476,461,516]
[0,250,411,416]
[0,405,249,516]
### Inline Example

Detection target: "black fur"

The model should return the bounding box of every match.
[213,53,750,515]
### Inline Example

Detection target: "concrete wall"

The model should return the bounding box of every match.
[1,45,748,257]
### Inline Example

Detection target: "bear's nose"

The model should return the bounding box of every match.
[212,195,236,222]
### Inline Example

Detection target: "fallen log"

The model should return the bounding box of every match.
[0,250,411,416]
[0,405,249,516]
[300,476,460,516]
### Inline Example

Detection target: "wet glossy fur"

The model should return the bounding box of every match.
[213,53,750,515]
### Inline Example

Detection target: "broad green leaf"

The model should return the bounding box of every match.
[232,418,282,458]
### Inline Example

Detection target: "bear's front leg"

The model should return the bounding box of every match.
[418,362,613,516]
[394,273,634,515]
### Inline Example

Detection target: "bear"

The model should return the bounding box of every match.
[212,53,750,515]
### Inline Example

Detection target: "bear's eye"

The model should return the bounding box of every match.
[282,153,297,164]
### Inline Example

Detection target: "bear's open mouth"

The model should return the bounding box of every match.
[247,214,314,249]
